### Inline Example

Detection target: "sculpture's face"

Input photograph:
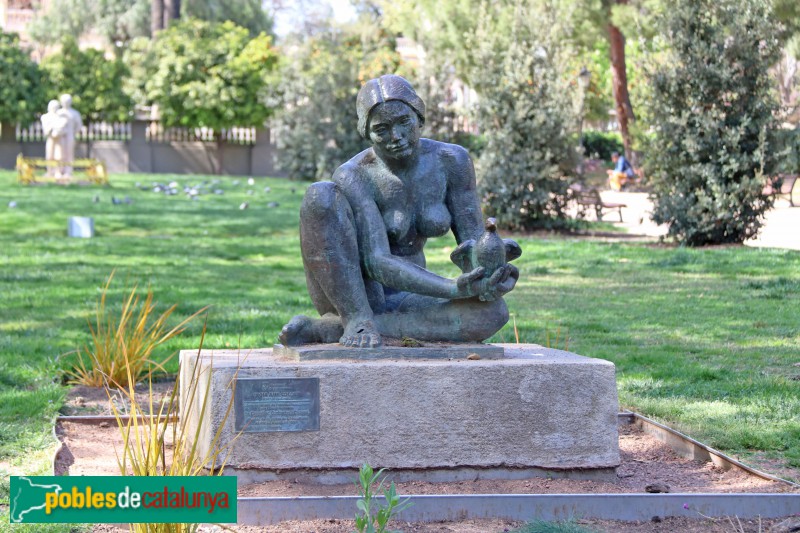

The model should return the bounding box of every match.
[368,101,421,162]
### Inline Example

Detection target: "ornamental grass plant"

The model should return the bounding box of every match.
[106,322,240,533]
[67,271,207,388]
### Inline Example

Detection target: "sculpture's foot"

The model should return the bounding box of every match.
[279,314,344,346]
[340,318,382,348]
[279,315,318,346]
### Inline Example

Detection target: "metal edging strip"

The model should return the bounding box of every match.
[237,493,800,525]
[56,415,175,424]
[627,412,799,488]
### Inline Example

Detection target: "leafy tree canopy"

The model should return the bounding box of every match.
[140,18,280,130]
[28,0,149,50]
[0,31,48,125]
[29,0,273,50]
[182,0,274,37]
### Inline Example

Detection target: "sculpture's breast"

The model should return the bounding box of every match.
[415,204,450,238]
[372,173,412,243]
[413,165,450,238]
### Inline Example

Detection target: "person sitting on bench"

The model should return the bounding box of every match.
[607,151,635,191]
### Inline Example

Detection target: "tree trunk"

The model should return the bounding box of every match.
[608,0,636,164]
[164,0,180,27]
[151,0,164,35]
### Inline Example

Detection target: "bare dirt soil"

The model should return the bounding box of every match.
[60,385,798,533]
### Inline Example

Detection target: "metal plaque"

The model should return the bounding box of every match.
[235,377,320,432]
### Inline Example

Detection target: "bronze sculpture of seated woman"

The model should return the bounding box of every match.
[280,75,521,348]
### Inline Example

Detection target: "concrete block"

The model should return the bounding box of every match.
[67,216,94,238]
[179,344,619,475]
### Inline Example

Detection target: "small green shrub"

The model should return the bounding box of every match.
[511,519,598,533]
[771,128,800,175]
[580,131,624,161]
[353,463,412,533]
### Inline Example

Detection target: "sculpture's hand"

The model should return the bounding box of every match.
[477,264,519,302]
[455,267,485,298]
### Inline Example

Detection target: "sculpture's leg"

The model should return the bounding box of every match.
[45,139,54,177]
[375,295,509,343]
[62,137,74,177]
[279,182,381,348]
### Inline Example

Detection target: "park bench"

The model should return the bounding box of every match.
[763,174,798,207]
[16,154,108,185]
[570,185,627,222]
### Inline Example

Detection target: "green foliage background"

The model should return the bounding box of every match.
[40,37,133,123]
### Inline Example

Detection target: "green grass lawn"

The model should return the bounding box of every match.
[0,169,798,507]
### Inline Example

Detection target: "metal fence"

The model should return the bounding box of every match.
[145,123,257,145]
[15,121,258,145]
[16,121,132,142]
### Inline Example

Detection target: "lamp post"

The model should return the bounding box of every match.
[577,66,592,178]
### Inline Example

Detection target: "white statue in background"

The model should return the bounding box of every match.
[41,99,67,177]
[58,94,82,177]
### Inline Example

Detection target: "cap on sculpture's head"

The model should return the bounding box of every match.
[356,75,425,138]
[47,100,60,113]
[59,94,73,108]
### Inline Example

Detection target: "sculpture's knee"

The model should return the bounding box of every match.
[299,181,359,268]
[463,299,509,342]
[301,181,350,222]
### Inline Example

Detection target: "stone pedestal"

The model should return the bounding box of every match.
[179,344,619,481]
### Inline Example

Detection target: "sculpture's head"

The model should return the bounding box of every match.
[59,94,73,109]
[357,75,425,161]
[47,100,60,114]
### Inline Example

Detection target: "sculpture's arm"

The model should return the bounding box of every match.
[51,116,67,138]
[334,167,480,300]
[443,145,484,244]
[41,117,53,137]
[444,144,520,298]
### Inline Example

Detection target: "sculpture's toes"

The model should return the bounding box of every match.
[340,319,382,348]
[357,335,372,348]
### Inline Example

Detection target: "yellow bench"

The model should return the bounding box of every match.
[16,154,108,185]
